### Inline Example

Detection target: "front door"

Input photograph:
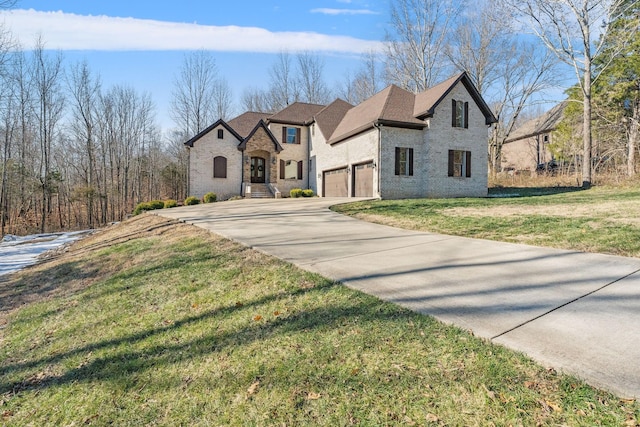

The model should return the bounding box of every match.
[250,157,266,183]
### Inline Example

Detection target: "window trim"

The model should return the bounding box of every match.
[217,129,224,139]
[448,150,471,178]
[282,126,301,144]
[280,159,303,180]
[451,99,469,128]
[394,147,414,176]
[213,155,227,179]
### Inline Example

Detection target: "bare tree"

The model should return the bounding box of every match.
[212,77,233,120]
[31,36,65,232]
[241,86,272,113]
[296,51,331,105]
[385,0,464,93]
[67,60,101,228]
[503,0,632,187]
[340,51,385,104]
[446,0,559,173]
[267,51,299,110]
[171,50,230,138]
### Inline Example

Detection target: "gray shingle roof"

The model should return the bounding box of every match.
[313,99,354,140]
[227,112,272,138]
[327,85,425,144]
[505,102,567,143]
[268,102,325,125]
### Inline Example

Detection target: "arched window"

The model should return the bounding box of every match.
[213,156,227,178]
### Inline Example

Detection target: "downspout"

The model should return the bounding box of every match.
[186,146,191,197]
[240,150,245,196]
[307,124,311,191]
[375,122,382,198]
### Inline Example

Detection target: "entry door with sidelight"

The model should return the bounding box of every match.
[250,157,266,183]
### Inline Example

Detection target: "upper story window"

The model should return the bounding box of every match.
[452,99,469,128]
[217,129,224,139]
[283,127,301,144]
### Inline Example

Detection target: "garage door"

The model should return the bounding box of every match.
[353,162,374,197]
[323,168,348,197]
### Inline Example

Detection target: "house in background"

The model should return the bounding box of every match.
[185,72,497,200]
[501,102,567,174]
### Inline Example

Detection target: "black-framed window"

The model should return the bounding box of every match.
[394,147,414,176]
[452,99,469,128]
[448,150,471,177]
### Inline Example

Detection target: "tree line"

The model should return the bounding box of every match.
[0,34,184,236]
[1,0,638,236]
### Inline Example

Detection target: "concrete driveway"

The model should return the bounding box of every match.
[158,197,640,398]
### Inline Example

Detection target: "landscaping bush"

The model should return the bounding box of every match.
[184,196,200,206]
[302,189,314,197]
[290,188,303,198]
[132,200,165,215]
[149,200,165,210]
[164,199,178,208]
[132,202,152,216]
[203,192,217,203]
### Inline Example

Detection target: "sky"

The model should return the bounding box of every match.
[0,0,389,130]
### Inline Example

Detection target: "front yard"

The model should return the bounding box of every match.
[332,186,640,258]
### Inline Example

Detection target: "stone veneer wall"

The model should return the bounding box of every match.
[242,126,279,185]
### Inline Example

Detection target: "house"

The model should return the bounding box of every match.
[501,102,567,174]
[185,72,497,200]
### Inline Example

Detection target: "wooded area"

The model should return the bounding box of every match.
[0,0,638,236]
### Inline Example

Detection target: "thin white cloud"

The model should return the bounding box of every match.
[0,9,382,53]
[310,8,378,15]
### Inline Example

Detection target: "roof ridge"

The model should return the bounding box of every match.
[378,85,397,121]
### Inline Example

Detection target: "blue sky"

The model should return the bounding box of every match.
[0,0,388,129]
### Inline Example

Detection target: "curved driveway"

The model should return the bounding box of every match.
[158,197,640,398]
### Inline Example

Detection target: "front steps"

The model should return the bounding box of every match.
[247,183,274,199]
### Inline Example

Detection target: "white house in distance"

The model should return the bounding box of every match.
[185,72,497,200]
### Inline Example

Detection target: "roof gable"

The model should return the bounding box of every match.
[237,119,284,153]
[184,119,243,147]
[414,72,497,125]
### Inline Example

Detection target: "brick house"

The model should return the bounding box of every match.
[185,72,497,200]
[501,102,567,174]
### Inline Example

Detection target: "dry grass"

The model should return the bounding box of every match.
[1,214,638,425]
[333,185,640,258]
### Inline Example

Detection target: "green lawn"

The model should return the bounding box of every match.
[333,186,640,258]
[0,214,638,426]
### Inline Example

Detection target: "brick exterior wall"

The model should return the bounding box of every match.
[269,123,309,195]
[310,126,379,197]
[188,80,491,200]
[188,125,242,200]
[424,83,489,198]
[379,126,425,199]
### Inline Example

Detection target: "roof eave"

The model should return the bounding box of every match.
[184,119,243,147]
